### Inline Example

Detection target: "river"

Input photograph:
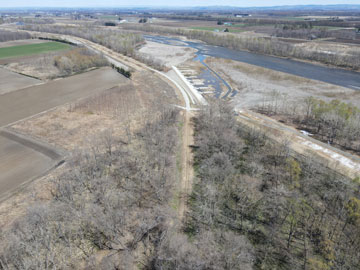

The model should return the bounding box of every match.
[144,35,360,91]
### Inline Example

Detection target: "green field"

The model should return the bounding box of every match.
[0,41,71,59]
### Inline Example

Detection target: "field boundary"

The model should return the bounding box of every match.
[0,129,64,161]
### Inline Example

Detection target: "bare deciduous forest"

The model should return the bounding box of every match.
[0,106,180,269]
[0,30,31,42]
[0,95,359,269]
[23,24,144,56]
[186,100,360,270]
[54,48,109,75]
[258,95,360,153]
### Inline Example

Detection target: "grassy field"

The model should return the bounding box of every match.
[0,42,70,59]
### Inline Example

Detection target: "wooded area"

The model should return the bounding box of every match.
[0,94,359,269]
[258,95,360,153]
[186,100,360,269]
[23,24,144,56]
[0,106,180,269]
[0,30,31,42]
[54,48,109,75]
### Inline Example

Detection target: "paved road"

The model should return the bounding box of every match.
[145,35,360,91]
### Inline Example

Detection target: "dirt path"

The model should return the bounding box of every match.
[178,111,194,221]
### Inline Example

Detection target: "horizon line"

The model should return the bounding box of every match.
[2,4,360,9]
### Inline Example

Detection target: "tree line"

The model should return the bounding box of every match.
[22,24,144,56]
[21,24,166,71]
[273,24,357,40]
[111,64,131,78]
[0,30,31,42]
[54,48,109,76]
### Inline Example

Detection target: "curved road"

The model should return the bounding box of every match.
[145,35,360,91]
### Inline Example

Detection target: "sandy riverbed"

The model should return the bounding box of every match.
[139,40,197,68]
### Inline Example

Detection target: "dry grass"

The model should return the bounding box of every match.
[203,57,360,108]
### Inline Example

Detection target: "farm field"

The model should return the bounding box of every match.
[0,67,127,202]
[0,132,57,201]
[0,39,47,49]
[190,26,247,32]
[0,67,41,95]
[0,67,126,127]
[0,41,70,59]
[99,15,119,20]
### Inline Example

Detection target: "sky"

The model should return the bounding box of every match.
[0,0,359,8]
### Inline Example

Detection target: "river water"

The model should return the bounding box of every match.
[144,35,360,92]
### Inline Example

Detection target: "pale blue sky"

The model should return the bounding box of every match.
[0,0,359,8]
